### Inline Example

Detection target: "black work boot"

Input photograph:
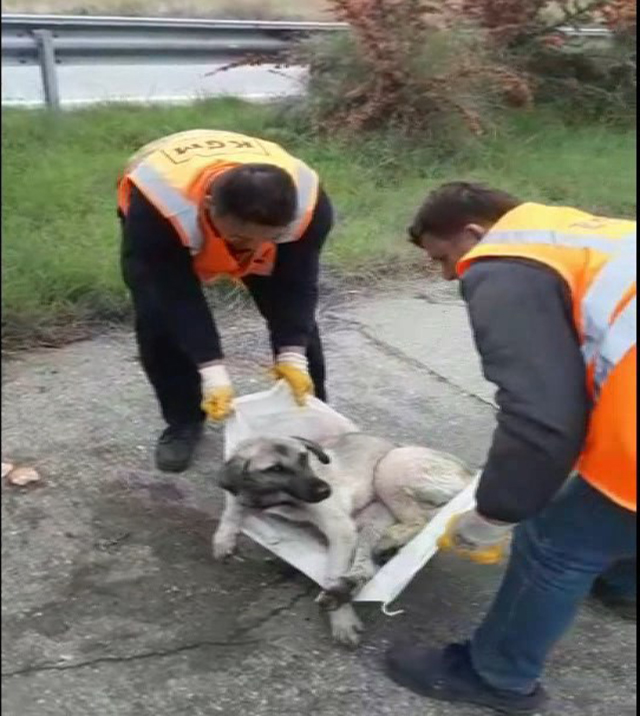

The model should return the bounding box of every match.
[591,577,637,622]
[155,422,204,473]
[385,642,549,715]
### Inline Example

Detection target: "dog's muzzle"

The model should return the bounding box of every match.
[290,479,332,503]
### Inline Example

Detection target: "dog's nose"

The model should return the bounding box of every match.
[314,482,332,501]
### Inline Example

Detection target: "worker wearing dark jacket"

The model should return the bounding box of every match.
[118,130,333,473]
[385,183,636,714]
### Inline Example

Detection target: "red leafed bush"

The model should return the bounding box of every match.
[288,0,532,136]
[220,0,635,137]
[441,0,636,121]
[456,0,617,42]
[459,0,548,43]
[601,0,637,34]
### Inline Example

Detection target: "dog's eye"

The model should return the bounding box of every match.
[270,464,287,473]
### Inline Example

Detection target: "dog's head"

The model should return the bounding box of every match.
[218,436,332,509]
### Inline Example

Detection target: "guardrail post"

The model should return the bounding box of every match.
[32,29,60,109]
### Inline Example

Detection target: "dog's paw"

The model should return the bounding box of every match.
[372,544,398,566]
[212,531,238,561]
[373,522,422,563]
[329,605,364,648]
[344,560,377,587]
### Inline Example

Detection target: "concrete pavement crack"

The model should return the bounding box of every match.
[324,313,497,410]
[2,585,315,679]
[1,638,261,679]
[230,583,317,642]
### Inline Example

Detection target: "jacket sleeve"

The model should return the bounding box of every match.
[461,259,590,523]
[121,187,223,365]
[262,189,333,349]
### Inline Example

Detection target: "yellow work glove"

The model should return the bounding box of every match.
[199,364,235,421]
[272,351,313,406]
[437,509,513,565]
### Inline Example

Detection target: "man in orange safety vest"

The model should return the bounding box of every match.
[118,130,333,472]
[385,182,636,714]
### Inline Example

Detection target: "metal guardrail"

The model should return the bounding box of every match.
[1,13,613,110]
[2,13,347,31]
[2,14,345,65]
[2,14,346,108]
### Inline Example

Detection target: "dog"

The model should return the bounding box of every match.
[212,432,473,646]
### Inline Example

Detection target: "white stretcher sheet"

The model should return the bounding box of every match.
[224,382,479,607]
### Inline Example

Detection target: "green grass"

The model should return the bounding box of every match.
[2,99,636,347]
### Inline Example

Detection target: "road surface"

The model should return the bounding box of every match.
[2,278,636,715]
[1,62,305,107]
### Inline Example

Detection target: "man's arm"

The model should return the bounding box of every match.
[462,259,590,523]
[264,189,333,350]
[121,187,223,366]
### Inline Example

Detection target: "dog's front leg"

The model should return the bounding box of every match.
[327,604,363,649]
[307,503,366,646]
[314,506,362,648]
[308,502,359,596]
[212,493,246,561]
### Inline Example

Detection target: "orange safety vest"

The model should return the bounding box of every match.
[117,129,320,282]
[457,202,637,512]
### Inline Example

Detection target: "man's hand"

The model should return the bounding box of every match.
[437,509,513,565]
[273,350,313,406]
[199,363,235,421]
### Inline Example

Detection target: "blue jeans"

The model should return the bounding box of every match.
[470,476,636,694]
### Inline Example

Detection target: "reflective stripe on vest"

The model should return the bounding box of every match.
[581,236,636,365]
[594,295,636,396]
[480,227,637,401]
[130,162,204,253]
[276,162,319,243]
[480,228,621,254]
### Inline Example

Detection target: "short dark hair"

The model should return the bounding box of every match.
[408,182,521,244]
[211,164,297,227]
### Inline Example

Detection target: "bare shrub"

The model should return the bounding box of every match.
[216,0,635,136]
[455,0,636,121]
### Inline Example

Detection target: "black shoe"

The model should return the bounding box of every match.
[155,422,204,473]
[385,641,549,715]
[591,577,637,622]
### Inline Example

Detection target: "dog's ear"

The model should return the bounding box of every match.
[218,455,248,493]
[292,436,331,465]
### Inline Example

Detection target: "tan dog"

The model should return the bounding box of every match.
[213,433,473,646]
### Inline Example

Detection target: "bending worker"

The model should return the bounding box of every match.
[386,182,636,714]
[117,130,332,473]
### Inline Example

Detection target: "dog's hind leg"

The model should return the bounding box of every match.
[373,521,426,563]
[374,446,472,525]
[346,502,396,587]
[372,446,473,563]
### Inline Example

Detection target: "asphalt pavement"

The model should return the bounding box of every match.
[2,278,636,715]
[1,62,304,107]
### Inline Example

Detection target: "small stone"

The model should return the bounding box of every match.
[6,466,42,486]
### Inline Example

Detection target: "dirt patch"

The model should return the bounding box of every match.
[1,266,434,356]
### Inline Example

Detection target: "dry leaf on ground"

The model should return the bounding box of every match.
[5,466,42,486]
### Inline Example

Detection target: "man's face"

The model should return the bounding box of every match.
[209,210,289,252]
[415,225,485,281]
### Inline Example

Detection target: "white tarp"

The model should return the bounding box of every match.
[224,382,479,608]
